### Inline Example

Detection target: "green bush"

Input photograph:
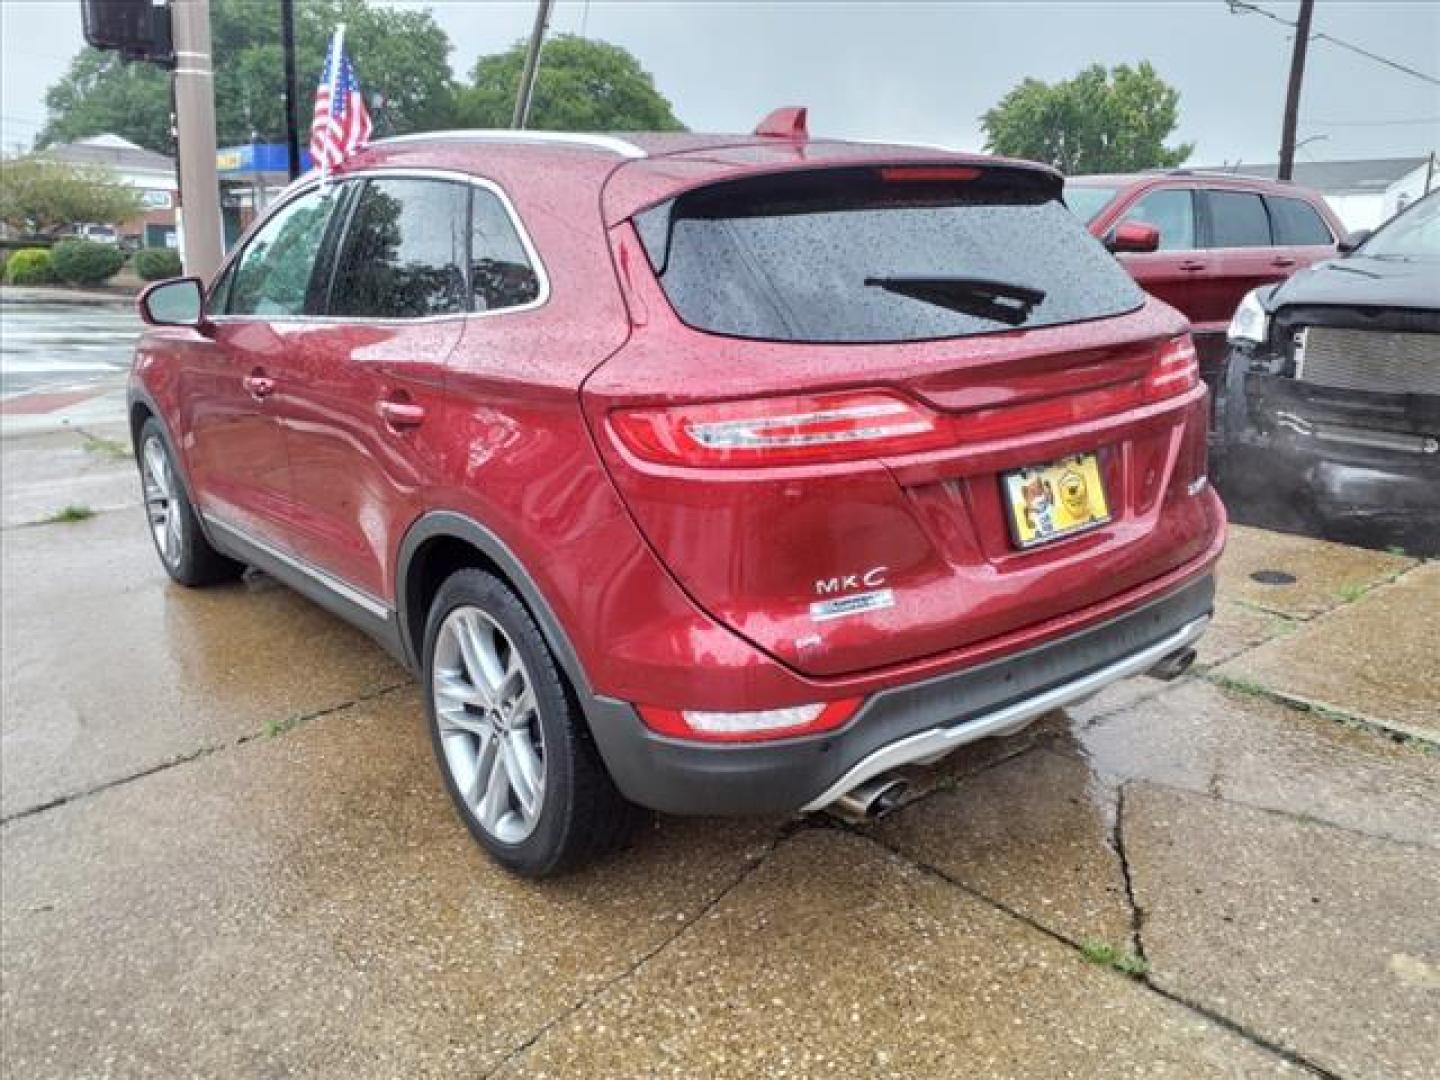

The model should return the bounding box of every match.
[50,239,125,286]
[133,247,183,282]
[4,248,55,285]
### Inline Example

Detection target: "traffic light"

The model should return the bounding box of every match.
[80,0,173,67]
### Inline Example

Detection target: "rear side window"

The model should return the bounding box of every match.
[1265,195,1333,245]
[1205,191,1273,248]
[470,189,541,312]
[328,177,469,319]
[636,167,1144,344]
[1120,189,1195,250]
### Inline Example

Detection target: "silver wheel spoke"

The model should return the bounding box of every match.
[465,728,499,808]
[477,746,512,832]
[503,731,543,820]
[455,615,498,709]
[141,437,178,564]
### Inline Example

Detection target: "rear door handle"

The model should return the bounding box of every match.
[242,371,276,400]
[1271,256,1297,268]
[379,399,426,430]
[1178,260,1207,271]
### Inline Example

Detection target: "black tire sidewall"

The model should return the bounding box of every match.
[138,418,204,584]
[421,568,581,876]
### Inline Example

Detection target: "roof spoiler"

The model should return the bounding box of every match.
[753,106,808,141]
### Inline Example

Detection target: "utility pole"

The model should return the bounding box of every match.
[512,0,554,130]
[1277,0,1315,182]
[281,0,301,180]
[170,0,224,278]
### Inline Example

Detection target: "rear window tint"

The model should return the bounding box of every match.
[1266,195,1334,246]
[635,168,1145,344]
[1206,190,1273,248]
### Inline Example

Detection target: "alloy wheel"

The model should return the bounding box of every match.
[432,606,546,844]
[141,435,182,567]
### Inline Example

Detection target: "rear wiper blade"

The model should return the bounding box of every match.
[863,275,1047,327]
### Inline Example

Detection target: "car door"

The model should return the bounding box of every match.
[1110,186,1204,321]
[272,174,470,602]
[185,184,345,542]
[1198,188,1285,325]
[1264,192,1340,276]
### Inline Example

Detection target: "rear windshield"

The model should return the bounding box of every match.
[635,167,1144,344]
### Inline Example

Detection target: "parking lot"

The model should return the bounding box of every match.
[0,410,1434,1078]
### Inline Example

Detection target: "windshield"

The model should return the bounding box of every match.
[1063,184,1121,224]
[636,167,1143,344]
[1360,193,1440,259]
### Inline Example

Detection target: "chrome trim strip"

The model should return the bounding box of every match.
[203,515,392,620]
[801,615,1211,813]
[208,167,551,326]
[373,129,647,159]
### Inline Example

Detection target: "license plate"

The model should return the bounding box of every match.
[1002,452,1110,549]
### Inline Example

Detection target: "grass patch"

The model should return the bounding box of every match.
[79,431,132,461]
[1335,582,1369,604]
[263,715,302,738]
[44,505,95,524]
[1080,938,1150,977]
[1213,674,1270,699]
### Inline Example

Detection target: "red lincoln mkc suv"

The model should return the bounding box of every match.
[131,110,1224,876]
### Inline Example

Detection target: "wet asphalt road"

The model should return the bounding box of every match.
[0,295,140,398]
[1,421,1437,1077]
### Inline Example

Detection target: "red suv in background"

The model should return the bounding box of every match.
[131,117,1223,876]
[1066,171,1345,382]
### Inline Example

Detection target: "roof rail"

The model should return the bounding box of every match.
[371,129,647,159]
[1147,167,1283,183]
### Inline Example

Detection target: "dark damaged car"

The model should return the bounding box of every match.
[1216,191,1439,549]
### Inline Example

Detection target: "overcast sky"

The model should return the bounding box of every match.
[3,0,1437,167]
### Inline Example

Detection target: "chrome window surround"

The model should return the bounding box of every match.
[209,166,551,326]
[373,129,647,159]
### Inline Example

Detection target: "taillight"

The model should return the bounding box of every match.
[1144,335,1199,401]
[879,165,981,183]
[610,390,951,467]
[612,339,1199,468]
[636,699,863,742]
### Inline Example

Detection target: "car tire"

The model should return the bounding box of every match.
[422,568,639,876]
[137,418,244,587]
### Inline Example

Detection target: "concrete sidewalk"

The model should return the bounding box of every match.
[2,428,1436,1078]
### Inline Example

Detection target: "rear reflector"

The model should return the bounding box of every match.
[611,390,952,467]
[637,699,863,742]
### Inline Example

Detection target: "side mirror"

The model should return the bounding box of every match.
[138,276,211,332]
[1337,228,1371,255]
[1107,221,1161,254]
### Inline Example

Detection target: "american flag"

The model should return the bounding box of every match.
[309,28,372,173]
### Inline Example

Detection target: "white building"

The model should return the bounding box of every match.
[42,134,178,248]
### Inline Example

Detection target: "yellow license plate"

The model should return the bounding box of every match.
[1002,452,1111,549]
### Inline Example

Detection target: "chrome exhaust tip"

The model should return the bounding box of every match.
[828,776,909,824]
[1147,646,1197,682]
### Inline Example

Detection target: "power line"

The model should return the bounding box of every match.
[1225,0,1440,87]
[1308,116,1440,128]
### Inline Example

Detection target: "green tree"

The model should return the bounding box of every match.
[0,157,144,237]
[457,35,684,131]
[39,0,456,153]
[981,62,1193,175]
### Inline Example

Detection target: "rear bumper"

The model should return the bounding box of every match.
[587,571,1214,816]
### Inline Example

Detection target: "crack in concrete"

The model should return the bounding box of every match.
[1111,782,1147,963]
[0,681,410,827]
[480,821,798,1078]
[1203,673,1440,751]
[842,824,1339,1078]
